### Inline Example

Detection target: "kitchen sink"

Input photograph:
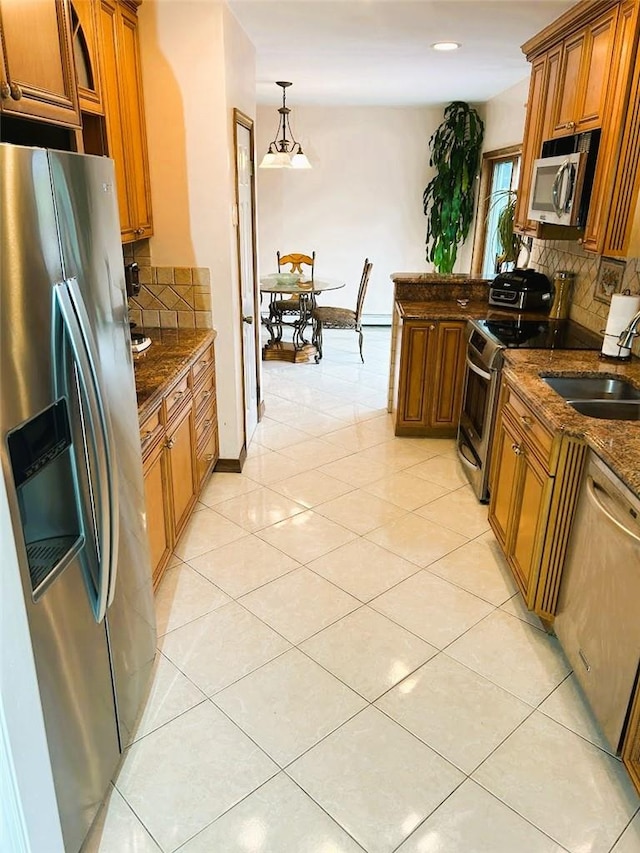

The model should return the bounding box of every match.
[567,400,640,420]
[542,376,640,400]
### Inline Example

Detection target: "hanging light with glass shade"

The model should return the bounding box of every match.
[259,81,312,169]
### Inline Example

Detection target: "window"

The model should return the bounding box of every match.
[471,146,521,279]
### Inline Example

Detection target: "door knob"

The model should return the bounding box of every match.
[243,315,253,324]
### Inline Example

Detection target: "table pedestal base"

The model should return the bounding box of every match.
[262,341,317,363]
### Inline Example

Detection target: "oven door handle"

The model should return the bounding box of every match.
[458,441,480,471]
[466,356,492,382]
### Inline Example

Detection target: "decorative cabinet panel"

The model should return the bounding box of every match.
[142,429,171,588]
[550,7,618,137]
[516,0,640,255]
[99,0,152,241]
[70,0,103,114]
[0,0,80,126]
[165,398,197,541]
[394,319,466,437]
[488,378,586,622]
[139,343,218,589]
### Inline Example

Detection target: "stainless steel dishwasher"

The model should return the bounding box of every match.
[554,452,640,753]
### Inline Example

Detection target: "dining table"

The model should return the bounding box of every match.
[259,275,345,362]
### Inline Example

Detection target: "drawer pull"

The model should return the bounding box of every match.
[204,419,212,428]
[205,453,214,461]
[511,442,522,456]
[165,437,175,450]
[520,415,533,428]
[199,358,211,367]
[172,390,184,402]
[142,429,153,440]
[201,390,211,400]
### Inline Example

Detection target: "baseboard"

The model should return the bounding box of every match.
[361,314,392,326]
[214,443,247,473]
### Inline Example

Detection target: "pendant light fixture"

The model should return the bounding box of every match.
[259,81,312,170]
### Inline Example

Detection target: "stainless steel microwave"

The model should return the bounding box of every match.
[527,151,587,226]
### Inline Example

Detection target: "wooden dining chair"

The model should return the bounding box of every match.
[312,259,372,362]
[269,251,316,336]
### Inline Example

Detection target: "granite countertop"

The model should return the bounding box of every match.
[396,300,551,323]
[134,328,216,420]
[502,349,640,498]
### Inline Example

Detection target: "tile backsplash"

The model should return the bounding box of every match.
[531,239,640,357]
[123,240,212,330]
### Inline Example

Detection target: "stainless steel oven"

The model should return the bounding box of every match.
[457,317,602,503]
[457,322,503,502]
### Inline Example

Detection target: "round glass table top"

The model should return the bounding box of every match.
[259,275,345,294]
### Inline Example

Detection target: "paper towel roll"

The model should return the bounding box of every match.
[602,294,640,357]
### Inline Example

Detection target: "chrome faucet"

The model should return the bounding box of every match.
[617,309,640,350]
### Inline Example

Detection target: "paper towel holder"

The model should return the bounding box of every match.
[599,289,636,362]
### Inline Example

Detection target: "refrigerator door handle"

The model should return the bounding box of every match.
[53,280,119,621]
[65,277,120,610]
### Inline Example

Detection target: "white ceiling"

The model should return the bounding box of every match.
[228,0,578,107]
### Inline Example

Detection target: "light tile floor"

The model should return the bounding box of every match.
[86,328,640,853]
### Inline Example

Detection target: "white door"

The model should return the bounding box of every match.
[235,116,260,444]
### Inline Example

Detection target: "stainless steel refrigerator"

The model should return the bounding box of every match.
[0,143,156,852]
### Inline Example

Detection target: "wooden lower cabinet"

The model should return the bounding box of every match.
[622,684,640,796]
[488,378,585,621]
[395,319,466,436]
[166,400,197,541]
[139,342,219,589]
[142,434,171,588]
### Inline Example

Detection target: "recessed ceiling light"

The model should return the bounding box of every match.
[431,41,461,51]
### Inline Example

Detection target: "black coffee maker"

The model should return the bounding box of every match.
[125,262,151,352]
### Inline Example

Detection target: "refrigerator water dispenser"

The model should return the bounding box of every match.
[7,399,84,598]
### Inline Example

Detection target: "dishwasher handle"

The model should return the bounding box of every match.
[586,477,640,545]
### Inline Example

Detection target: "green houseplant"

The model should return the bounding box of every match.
[490,189,529,271]
[423,101,485,274]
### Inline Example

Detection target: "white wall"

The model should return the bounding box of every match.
[482,77,530,152]
[256,105,478,323]
[138,0,255,459]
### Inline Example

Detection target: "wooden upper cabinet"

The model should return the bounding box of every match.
[552,30,585,134]
[99,0,152,242]
[518,0,640,255]
[514,56,546,234]
[0,0,80,126]
[550,6,618,136]
[515,49,562,235]
[70,0,103,114]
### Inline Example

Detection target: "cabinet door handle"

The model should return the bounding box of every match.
[0,81,10,99]
[429,324,436,331]
[511,442,522,456]
[9,82,22,100]
[135,227,145,236]
[165,437,175,450]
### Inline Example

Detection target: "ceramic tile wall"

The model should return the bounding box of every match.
[531,240,640,356]
[124,240,212,330]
